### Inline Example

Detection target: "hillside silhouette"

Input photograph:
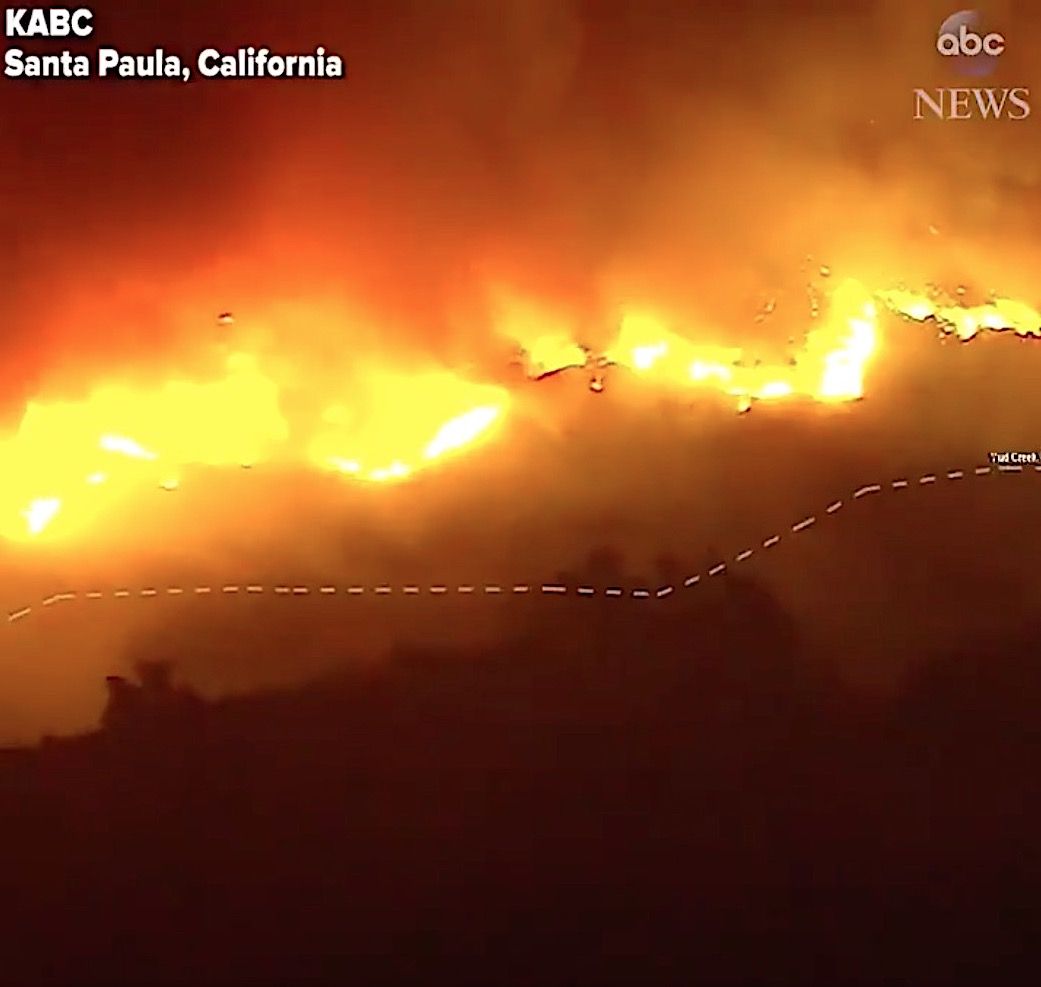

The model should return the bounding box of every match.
[1,545,1039,986]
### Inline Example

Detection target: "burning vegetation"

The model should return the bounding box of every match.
[1,273,1038,545]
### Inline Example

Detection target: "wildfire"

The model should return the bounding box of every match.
[99,435,159,461]
[0,275,1036,545]
[424,406,502,460]
[598,279,879,406]
[308,370,507,484]
[490,289,589,379]
[23,498,61,536]
[877,289,1041,341]
[0,355,507,542]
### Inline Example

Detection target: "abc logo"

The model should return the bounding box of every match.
[937,25,1004,56]
[937,10,1004,76]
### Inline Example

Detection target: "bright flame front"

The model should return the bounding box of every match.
[0,356,508,542]
[0,275,1037,545]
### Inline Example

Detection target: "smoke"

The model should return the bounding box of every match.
[6,0,1040,364]
[2,0,1041,741]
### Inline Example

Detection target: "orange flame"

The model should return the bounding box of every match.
[877,290,1041,341]
[1,276,1036,545]
[308,370,507,484]
[0,356,507,541]
[596,279,879,406]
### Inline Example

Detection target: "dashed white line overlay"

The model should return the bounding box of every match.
[4,464,1034,624]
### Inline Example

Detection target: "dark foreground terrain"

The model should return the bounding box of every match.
[2,563,1040,987]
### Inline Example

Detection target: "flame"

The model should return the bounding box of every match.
[424,406,502,460]
[519,333,588,379]
[877,290,1041,341]
[99,435,159,461]
[23,498,62,536]
[597,278,879,406]
[806,291,877,400]
[309,370,508,485]
[0,354,507,541]
[0,275,1036,546]
[490,289,588,378]
[759,381,793,400]
[0,353,290,542]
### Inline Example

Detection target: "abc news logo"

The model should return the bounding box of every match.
[936,22,1005,58]
[913,12,1030,120]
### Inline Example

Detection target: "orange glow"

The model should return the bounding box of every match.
[424,406,502,461]
[0,354,507,541]
[490,289,588,378]
[23,498,62,536]
[1,277,1036,545]
[595,278,880,405]
[308,370,508,485]
[878,290,1041,341]
[99,435,159,461]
